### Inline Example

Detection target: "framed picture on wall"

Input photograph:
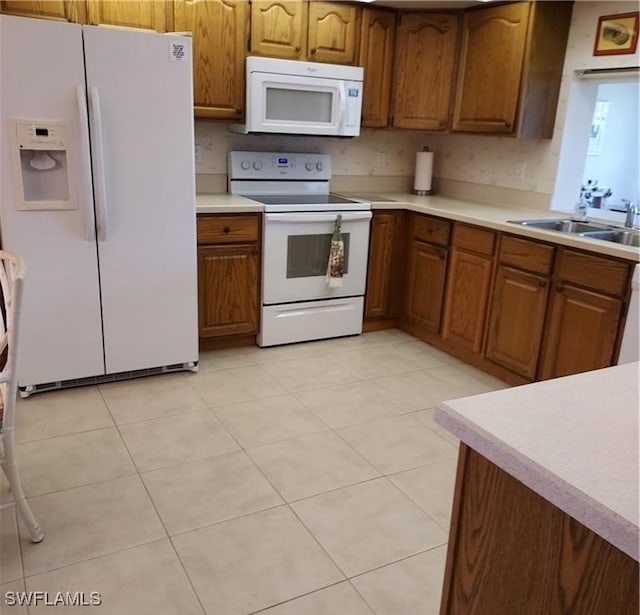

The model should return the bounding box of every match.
[593,12,639,56]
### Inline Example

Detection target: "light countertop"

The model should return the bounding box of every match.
[196,192,639,261]
[434,362,640,561]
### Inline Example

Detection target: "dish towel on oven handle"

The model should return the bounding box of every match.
[326,214,344,288]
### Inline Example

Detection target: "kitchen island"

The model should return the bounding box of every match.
[434,362,639,614]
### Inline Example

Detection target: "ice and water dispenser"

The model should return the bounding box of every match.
[10,120,76,210]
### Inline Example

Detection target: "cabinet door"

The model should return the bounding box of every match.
[359,7,395,128]
[0,0,82,20]
[442,249,493,353]
[539,285,623,380]
[198,243,258,338]
[486,266,549,379]
[251,0,306,60]
[174,0,249,119]
[307,1,359,64]
[404,239,448,334]
[365,212,396,319]
[86,0,171,31]
[392,12,458,131]
[452,2,529,134]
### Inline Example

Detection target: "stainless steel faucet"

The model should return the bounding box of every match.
[623,200,639,228]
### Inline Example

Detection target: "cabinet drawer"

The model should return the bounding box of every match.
[499,235,554,276]
[411,215,451,247]
[555,249,631,297]
[197,215,259,245]
[452,224,496,256]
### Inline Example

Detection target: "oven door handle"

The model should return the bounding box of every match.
[265,212,372,224]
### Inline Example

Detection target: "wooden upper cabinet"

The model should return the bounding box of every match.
[0,0,84,21]
[86,1,172,31]
[392,12,459,131]
[174,0,249,119]
[251,0,307,60]
[453,0,572,137]
[359,7,395,128]
[307,1,360,64]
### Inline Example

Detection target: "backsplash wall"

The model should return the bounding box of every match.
[195,123,427,177]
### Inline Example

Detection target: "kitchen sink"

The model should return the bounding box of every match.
[508,219,609,233]
[580,229,640,248]
[508,218,640,249]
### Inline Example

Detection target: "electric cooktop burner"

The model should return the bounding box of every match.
[249,194,359,206]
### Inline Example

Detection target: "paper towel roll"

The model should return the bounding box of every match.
[413,150,434,194]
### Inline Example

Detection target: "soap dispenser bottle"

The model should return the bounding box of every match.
[572,187,588,221]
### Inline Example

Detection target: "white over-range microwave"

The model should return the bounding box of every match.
[230,56,364,137]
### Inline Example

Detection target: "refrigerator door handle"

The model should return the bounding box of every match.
[75,85,95,241]
[89,85,109,241]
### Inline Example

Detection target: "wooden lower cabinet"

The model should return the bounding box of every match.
[485,265,549,379]
[404,239,448,334]
[441,445,639,614]
[364,210,405,329]
[538,284,623,380]
[197,243,258,338]
[441,248,493,354]
[196,214,260,344]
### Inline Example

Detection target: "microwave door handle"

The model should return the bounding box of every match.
[336,84,346,130]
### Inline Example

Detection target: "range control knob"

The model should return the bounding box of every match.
[240,160,250,170]
[253,161,263,171]
[316,162,324,172]
[305,162,314,171]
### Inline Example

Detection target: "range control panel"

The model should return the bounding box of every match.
[228,151,331,181]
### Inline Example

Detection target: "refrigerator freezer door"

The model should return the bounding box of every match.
[0,16,105,385]
[82,27,198,373]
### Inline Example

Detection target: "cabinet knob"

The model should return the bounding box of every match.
[539,279,547,288]
[556,283,564,292]
[223,227,231,234]
[295,46,301,52]
[438,249,446,260]
[310,48,317,55]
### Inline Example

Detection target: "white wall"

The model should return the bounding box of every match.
[582,82,639,208]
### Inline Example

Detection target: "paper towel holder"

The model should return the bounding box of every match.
[412,146,434,196]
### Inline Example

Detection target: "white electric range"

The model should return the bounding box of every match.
[228,151,372,346]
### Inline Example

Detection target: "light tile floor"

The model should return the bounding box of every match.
[0,329,509,614]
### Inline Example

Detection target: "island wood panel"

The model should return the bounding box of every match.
[307,1,359,64]
[86,0,172,30]
[404,239,448,334]
[392,12,459,131]
[485,265,549,379]
[359,7,396,128]
[441,248,493,353]
[250,0,306,60]
[538,285,623,380]
[174,0,249,119]
[452,2,530,133]
[441,445,639,615]
[197,243,258,338]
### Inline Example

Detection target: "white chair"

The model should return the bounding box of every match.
[0,251,43,542]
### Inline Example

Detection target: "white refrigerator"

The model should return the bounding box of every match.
[0,15,199,394]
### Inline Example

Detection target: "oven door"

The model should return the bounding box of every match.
[263,211,372,305]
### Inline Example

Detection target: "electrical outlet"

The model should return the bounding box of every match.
[194,145,202,164]
[514,161,526,180]
[377,151,388,167]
